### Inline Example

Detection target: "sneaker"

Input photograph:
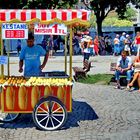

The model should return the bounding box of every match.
[126,85,131,91]
[129,87,135,92]
[114,85,121,89]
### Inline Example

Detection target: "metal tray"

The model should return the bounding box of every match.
[40,71,69,78]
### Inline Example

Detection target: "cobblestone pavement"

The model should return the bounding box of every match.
[0,83,140,140]
[0,55,140,140]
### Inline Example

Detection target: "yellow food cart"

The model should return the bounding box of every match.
[0,9,91,130]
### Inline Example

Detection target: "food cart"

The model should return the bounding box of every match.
[0,9,91,130]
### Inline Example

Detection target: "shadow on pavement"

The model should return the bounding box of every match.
[0,100,98,130]
[63,100,99,129]
[0,114,35,129]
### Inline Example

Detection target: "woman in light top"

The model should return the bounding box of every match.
[113,34,120,56]
[128,49,140,92]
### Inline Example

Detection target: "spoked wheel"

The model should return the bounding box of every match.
[0,113,20,122]
[32,96,67,131]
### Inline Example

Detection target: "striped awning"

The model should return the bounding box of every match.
[0,9,91,26]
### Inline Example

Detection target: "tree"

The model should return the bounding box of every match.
[0,0,22,8]
[131,0,140,9]
[102,7,136,27]
[84,0,131,36]
[0,0,78,9]
[124,7,137,21]
[23,0,78,9]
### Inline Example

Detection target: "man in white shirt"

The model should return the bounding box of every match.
[120,32,126,53]
[115,51,133,89]
[124,34,131,56]
[113,34,120,56]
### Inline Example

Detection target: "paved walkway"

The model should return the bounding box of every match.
[0,55,140,140]
[1,55,128,76]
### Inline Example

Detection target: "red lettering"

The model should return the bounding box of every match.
[38,24,49,28]
[52,24,57,33]
[38,24,42,28]
[58,29,61,33]
[42,24,46,28]
[35,29,40,33]
[62,30,65,34]
[35,29,52,34]
[5,30,25,38]
[48,29,52,33]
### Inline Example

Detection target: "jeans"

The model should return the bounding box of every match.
[83,53,90,61]
[119,43,124,53]
[114,44,120,54]
[115,70,133,81]
[89,47,95,56]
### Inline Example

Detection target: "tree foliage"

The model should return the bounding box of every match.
[0,0,137,36]
[22,0,78,9]
[0,0,78,9]
[0,0,21,8]
[123,7,137,20]
[131,0,140,9]
[103,17,133,27]
[84,0,131,35]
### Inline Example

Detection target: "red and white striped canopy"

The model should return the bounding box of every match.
[0,9,91,25]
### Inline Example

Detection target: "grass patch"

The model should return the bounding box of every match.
[78,74,113,85]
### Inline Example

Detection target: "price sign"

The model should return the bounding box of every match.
[34,24,67,35]
[0,56,8,64]
[2,23,28,39]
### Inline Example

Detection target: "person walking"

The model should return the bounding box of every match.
[135,31,140,53]
[17,39,22,56]
[81,38,91,61]
[120,32,126,53]
[105,35,112,55]
[124,34,131,56]
[113,34,120,56]
[93,35,99,55]
[89,38,95,56]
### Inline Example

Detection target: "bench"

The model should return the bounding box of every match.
[73,60,91,81]
[110,62,133,86]
[110,62,117,72]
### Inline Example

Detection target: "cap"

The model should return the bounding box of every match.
[86,36,92,40]
[122,32,126,35]
[126,34,129,38]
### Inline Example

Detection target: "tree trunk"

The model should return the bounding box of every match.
[96,19,103,36]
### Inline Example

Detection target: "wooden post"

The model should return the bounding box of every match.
[69,26,73,81]
[7,40,10,76]
[0,25,4,78]
[64,35,67,74]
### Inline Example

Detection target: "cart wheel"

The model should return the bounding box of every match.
[32,96,67,131]
[0,113,20,122]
